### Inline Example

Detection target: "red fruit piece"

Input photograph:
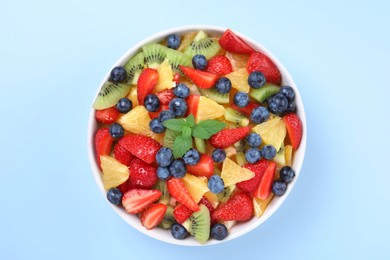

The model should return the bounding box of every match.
[219,29,255,55]
[137,68,159,105]
[156,89,175,105]
[186,154,214,178]
[113,143,134,167]
[141,203,167,230]
[212,192,254,221]
[129,158,158,189]
[117,181,130,195]
[148,104,169,119]
[118,134,162,164]
[167,178,200,212]
[173,204,193,224]
[231,102,260,116]
[173,73,180,84]
[199,197,215,214]
[247,52,281,85]
[210,126,251,149]
[253,162,276,199]
[283,113,303,150]
[95,107,119,124]
[179,65,219,89]
[94,127,114,168]
[122,189,162,214]
[185,94,199,117]
[205,55,233,75]
[237,159,269,193]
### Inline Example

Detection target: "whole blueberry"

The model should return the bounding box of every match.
[279,86,295,101]
[261,145,277,160]
[157,166,171,181]
[280,166,295,183]
[106,188,122,205]
[233,92,250,108]
[192,54,208,70]
[246,133,262,147]
[285,100,296,113]
[212,149,226,163]
[215,77,232,94]
[210,223,228,240]
[158,110,175,122]
[156,147,173,167]
[272,180,287,196]
[169,98,188,117]
[167,34,181,50]
[110,66,127,83]
[245,148,261,163]
[174,83,190,98]
[144,94,160,112]
[116,98,132,113]
[109,123,124,139]
[248,71,266,89]
[268,94,288,115]
[208,175,225,194]
[169,159,186,178]
[250,106,270,124]
[183,149,200,165]
[171,223,188,240]
[149,118,165,133]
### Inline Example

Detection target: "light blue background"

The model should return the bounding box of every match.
[1,0,389,259]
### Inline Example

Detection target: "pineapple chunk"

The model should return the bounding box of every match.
[182,173,209,203]
[196,96,225,123]
[203,191,219,208]
[221,158,255,187]
[252,116,286,151]
[225,68,251,93]
[285,145,293,166]
[126,86,139,107]
[100,155,130,190]
[154,59,175,93]
[225,52,249,71]
[117,106,151,135]
[178,31,197,52]
[253,194,274,218]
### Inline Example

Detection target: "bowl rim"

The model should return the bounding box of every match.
[87,24,307,246]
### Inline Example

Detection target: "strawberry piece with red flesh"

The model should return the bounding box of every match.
[247,52,281,85]
[283,113,303,150]
[253,162,276,199]
[179,65,219,89]
[113,143,134,167]
[186,153,214,178]
[173,73,180,84]
[167,178,200,212]
[149,104,169,119]
[205,55,233,75]
[94,127,114,168]
[128,158,158,189]
[137,68,159,105]
[231,102,260,116]
[219,29,255,55]
[173,204,193,224]
[118,134,162,164]
[141,203,167,230]
[122,189,162,214]
[95,106,119,124]
[185,94,199,117]
[199,197,215,214]
[210,126,251,149]
[156,89,175,105]
[237,159,269,193]
[212,192,254,222]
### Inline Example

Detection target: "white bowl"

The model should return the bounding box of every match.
[87,25,307,246]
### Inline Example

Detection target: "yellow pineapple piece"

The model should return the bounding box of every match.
[117,106,151,135]
[253,194,274,218]
[252,116,286,151]
[126,86,139,107]
[100,155,130,190]
[196,96,225,123]
[154,59,175,93]
[225,52,249,71]
[285,145,293,166]
[203,191,219,208]
[178,31,197,52]
[182,173,209,203]
[224,146,236,158]
[225,68,250,93]
[221,158,255,187]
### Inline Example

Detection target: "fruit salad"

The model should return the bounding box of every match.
[92,28,303,244]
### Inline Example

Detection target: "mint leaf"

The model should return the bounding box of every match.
[192,120,225,139]
[186,114,195,127]
[173,134,193,158]
[162,118,187,132]
[182,126,192,138]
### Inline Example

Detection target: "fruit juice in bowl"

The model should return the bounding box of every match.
[88,25,306,246]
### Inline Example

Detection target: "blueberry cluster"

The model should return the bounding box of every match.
[243,133,277,163]
[272,166,295,196]
[268,86,296,115]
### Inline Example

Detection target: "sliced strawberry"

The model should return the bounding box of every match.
[231,102,260,116]
[117,181,130,195]
[219,29,255,55]
[118,134,162,164]
[95,107,119,124]
[94,127,114,168]
[247,52,281,85]
[113,143,134,167]
[199,197,215,214]
[148,104,169,119]
[141,203,167,230]
[173,204,193,224]
[237,159,269,193]
[173,73,180,84]
[253,162,276,199]
[179,65,219,89]
[137,68,159,105]
[167,178,200,212]
[186,154,214,178]
[205,55,233,75]
[283,113,303,150]
[210,126,251,149]
[122,189,162,214]
[156,89,175,105]
[212,192,254,221]
[129,158,158,189]
[185,94,199,117]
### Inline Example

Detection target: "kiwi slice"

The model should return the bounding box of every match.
[124,52,145,85]
[93,82,132,110]
[195,138,206,153]
[199,87,229,104]
[160,206,175,229]
[142,43,167,68]
[182,204,210,243]
[154,180,169,205]
[235,152,246,166]
[165,48,192,75]
[163,129,181,148]
[217,185,236,203]
[184,31,221,60]
[224,108,249,126]
[250,84,280,103]
[273,144,286,166]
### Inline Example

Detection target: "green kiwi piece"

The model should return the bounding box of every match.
[165,48,192,75]
[124,52,145,85]
[182,204,210,244]
[217,185,236,203]
[273,144,285,166]
[154,180,169,205]
[93,82,131,110]
[224,108,249,126]
[235,152,246,166]
[195,138,206,153]
[249,84,280,103]
[199,87,229,104]
[142,43,167,68]
[184,31,221,60]
[159,206,175,229]
[163,129,181,148]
